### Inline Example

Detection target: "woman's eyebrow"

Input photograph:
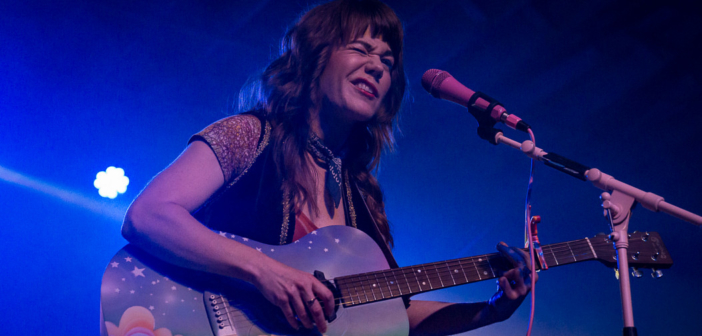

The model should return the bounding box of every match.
[352,40,394,58]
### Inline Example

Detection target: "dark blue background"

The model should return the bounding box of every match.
[2,0,701,334]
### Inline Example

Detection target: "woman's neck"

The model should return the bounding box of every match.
[310,108,355,153]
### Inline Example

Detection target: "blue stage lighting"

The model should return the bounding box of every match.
[94,166,129,199]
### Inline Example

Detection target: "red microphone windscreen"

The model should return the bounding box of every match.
[421,69,476,107]
[421,69,452,98]
[421,69,441,95]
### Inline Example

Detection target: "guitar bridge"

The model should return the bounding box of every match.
[204,291,239,336]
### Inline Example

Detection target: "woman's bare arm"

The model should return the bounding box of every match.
[121,140,334,332]
[406,244,536,335]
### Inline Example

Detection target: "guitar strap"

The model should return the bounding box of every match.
[350,181,400,269]
[350,181,411,308]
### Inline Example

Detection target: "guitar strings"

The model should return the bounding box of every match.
[334,239,607,303]
[209,293,350,327]
[334,235,639,306]
[205,237,635,328]
[211,246,599,327]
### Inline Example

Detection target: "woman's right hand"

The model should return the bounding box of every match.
[252,258,336,333]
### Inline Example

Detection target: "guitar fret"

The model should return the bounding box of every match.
[366,274,377,302]
[554,243,576,264]
[475,266,484,281]
[381,271,393,298]
[353,279,362,303]
[408,268,422,293]
[385,271,395,297]
[550,245,560,265]
[339,278,355,305]
[449,262,463,285]
[465,257,481,281]
[386,270,397,297]
[376,273,386,301]
[568,243,577,262]
[451,260,468,285]
[398,273,407,296]
[358,277,370,302]
[373,273,385,299]
[445,261,457,286]
[457,258,471,283]
[354,279,363,304]
[543,240,598,266]
[401,269,413,294]
[432,263,444,288]
[485,255,496,278]
[346,277,357,304]
[421,265,433,290]
[585,237,598,259]
[387,269,402,296]
[393,269,404,296]
[412,267,423,291]
[473,257,484,280]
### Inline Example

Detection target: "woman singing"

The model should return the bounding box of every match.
[121,0,534,334]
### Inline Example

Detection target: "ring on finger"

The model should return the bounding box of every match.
[307,297,317,306]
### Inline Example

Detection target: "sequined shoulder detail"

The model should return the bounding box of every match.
[190,114,262,182]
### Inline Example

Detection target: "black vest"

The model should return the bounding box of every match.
[192,114,398,268]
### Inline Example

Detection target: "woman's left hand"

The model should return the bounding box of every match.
[488,242,538,321]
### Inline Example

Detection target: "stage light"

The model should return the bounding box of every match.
[0,165,126,221]
[94,166,129,199]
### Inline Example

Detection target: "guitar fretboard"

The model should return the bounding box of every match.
[334,237,601,307]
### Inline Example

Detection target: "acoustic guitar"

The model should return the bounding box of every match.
[100,226,672,336]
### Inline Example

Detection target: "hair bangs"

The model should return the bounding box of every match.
[340,0,403,64]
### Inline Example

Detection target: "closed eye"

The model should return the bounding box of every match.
[350,46,367,54]
[382,58,395,69]
[348,41,394,68]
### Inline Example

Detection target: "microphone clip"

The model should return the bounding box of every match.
[467,91,502,128]
[468,91,503,145]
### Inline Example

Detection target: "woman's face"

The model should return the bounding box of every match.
[318,28,395,124]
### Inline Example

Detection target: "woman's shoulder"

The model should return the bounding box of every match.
[201,113,262,137]
[190,113,266,182]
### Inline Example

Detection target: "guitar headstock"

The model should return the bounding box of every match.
[590,231,673,270]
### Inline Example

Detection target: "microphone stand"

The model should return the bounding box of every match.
[483,127,702,336]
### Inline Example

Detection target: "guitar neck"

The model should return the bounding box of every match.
[335,237,600,307]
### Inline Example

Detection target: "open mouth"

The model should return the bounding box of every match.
[351,78,377,98]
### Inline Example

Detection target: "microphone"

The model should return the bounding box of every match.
[421,69,530,132]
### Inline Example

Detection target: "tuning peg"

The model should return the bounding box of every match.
[631,267,643,278]
[651,268,663,278]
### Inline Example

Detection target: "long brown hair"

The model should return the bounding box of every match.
[240,0,406,247]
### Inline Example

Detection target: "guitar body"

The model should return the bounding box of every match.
[102,223,672,336]
[101,225,409,336]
